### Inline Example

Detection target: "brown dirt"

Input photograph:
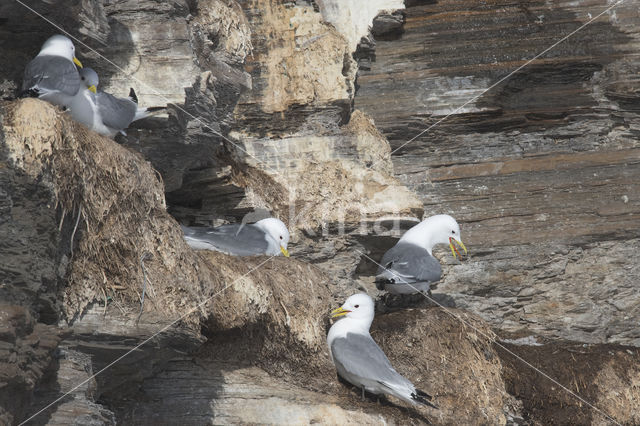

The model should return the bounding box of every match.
[370,308,510,425]
[498,340,640,425]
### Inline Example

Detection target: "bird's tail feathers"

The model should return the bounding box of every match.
[128,88,139,104]
[132,106,166,122]
[379,380,437,409]
[128,87,166,121]
[135,106,166,120]
[412,389,438,409]
[145,106,166,113]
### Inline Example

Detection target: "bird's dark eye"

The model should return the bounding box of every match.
[452,230,456,234]
[354,305,359,308]
[81,77,85,80]
[279,236,283,240]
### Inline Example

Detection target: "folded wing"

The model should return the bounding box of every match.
[95,91,138,131]
[23,56,80,97]
[375,241,442,286]
[181,224,270,256]
[331,333,414,392]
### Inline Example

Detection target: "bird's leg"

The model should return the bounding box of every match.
[420,289,434,306]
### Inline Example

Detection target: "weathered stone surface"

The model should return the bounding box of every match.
[108,359,389,425]
[223,1,423,234]
[316,0,405,51]
[235,0,355,124]
[2,0,640,424]
[96,0,197,106]
[0,305,61,425]
[355,0,640,347]
[26,348,116,426]
[233,109,423,230]
[82,308,516,425]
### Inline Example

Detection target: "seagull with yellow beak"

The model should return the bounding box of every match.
[21,34,83,109]
[67,67,99,131]
[181,218,290,257]
[375,214,467,294]
[328,293,438,408]
[70,68,164,138]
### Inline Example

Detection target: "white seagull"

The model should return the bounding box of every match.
[181,218,290,257]
[71,67,163,137]
[22,34,83,109]
[375,214,467,294]
[327,293,438,408]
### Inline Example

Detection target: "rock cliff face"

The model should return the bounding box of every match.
[1,0,640,424]
[354,0,640,347]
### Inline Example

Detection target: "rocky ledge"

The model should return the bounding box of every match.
[1,0,640,425]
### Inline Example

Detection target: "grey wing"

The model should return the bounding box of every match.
[23,56,80,95]
[95,91,137,130]
[182,224,269,256]
[331,334,412,388]
[375,242,442,284]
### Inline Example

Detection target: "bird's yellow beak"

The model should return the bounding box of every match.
[73,57,83,68]
[331,306,350,318]
[449,237,467,260]
[280,246,290,257]
[88,85,97,94]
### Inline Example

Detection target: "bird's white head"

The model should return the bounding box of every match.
[400,214,467,259]
[331,293,375,329]
[255,218,290,257]
[39,35,82,68]
[79,68,99,94]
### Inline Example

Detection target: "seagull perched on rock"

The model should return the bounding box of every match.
[327,293,438,408]
[70,67,164,137]
[21,34,83,109]
[375,214,467,294]
[181,218,290,257]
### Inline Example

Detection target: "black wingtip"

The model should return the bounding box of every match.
[145,106,166,113]
[129,87,139,104]
[413,390,438,409]
[18,88,40,99]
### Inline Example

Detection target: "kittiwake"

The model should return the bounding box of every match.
[327,293,438,408]
[21,34,83,109]
[181,218,290,257]
[375,214,467,294]
[72,67,163,137]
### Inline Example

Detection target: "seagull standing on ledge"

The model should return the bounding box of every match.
[327,293,438,408]
[21,35,83,109]
[375,214,467,294]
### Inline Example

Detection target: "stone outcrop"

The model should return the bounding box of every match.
[355,0,640,347]
[0,306,61,425]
